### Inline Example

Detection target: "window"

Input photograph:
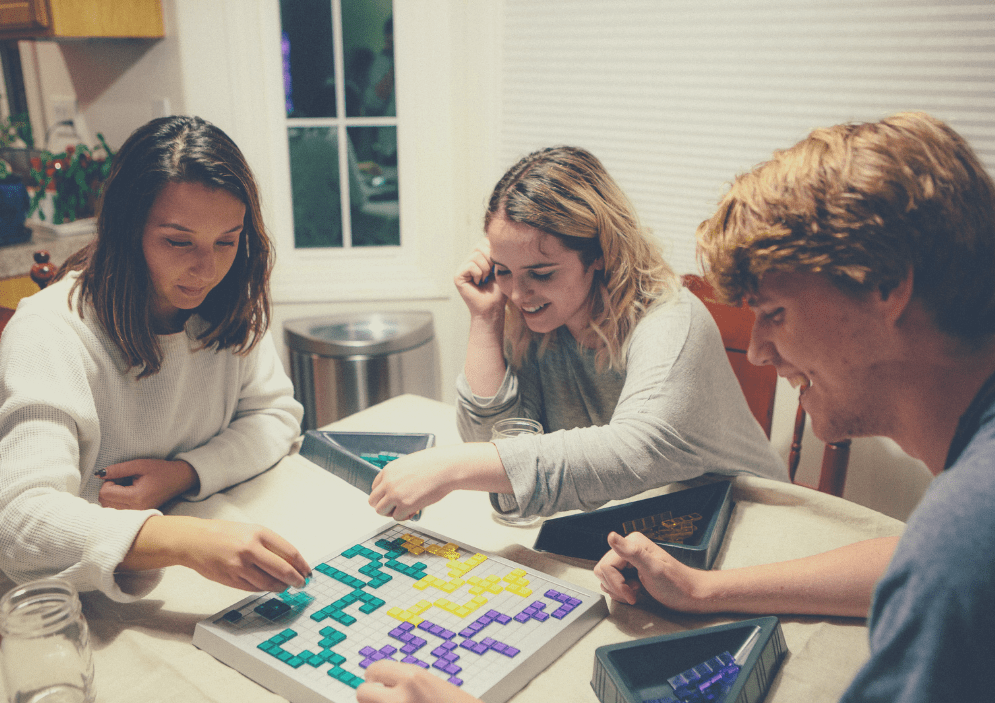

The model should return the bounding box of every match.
[280,0,399,248]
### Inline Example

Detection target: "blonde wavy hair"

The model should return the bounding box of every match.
[486,146,679,371]
[696,112,995,342]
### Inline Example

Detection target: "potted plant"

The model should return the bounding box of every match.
[28,134,114,227]
[0,113,33,245]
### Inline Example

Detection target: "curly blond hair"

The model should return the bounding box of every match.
[486,146,679,370]
[696,112,995,342]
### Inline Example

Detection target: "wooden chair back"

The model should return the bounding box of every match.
[682,274,851,496]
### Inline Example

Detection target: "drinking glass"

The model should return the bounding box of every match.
[0,578,96,703]
[490,418,545,527]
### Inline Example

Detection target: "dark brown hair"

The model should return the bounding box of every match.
[57,115,273,377]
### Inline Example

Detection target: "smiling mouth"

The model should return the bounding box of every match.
[178,285,207,296]
[522,303,549,314]
[786,374,812,393]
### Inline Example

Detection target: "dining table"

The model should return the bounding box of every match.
[0,393,906,703]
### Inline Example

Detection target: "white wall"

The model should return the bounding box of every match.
[14,0,933,521]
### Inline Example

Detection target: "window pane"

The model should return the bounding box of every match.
[348,126,399,246]
[280,0,336,118]
[288,127,342,248]
[342,1,394,118]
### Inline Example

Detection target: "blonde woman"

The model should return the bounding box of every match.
[369,147,786,523]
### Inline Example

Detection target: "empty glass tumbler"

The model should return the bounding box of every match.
[0,578,95,703]
[490,417,545,527]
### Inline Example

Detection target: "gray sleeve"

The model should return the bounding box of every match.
[455,357,545,442]
[494,290,787,517]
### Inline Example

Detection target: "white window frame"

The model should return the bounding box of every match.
[174,0,456,305]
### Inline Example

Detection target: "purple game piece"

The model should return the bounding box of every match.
[504,646,520,657]
[514,612,530,623]
[487,609,500,618]
[432,646,448,657]
[473,643,488,655]
[401,643,418,654]
[534,612,549,622]
[492,642,507,653]
[359,646,376,657]
[481,637,495,647]
[496,613,512,625]
[448,676,463,686]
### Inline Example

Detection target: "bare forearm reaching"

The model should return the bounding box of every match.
[120,515,311,593]
[595,532,898,618]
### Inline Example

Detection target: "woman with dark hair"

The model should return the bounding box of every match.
[368,146,786,524]
[0,115,310,601]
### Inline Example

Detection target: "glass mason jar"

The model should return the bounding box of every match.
[490,418,545,527]
[0,578,95,703]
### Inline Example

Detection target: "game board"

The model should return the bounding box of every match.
[194,523,608,703]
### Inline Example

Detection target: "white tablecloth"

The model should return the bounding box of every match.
[1,394,905,702]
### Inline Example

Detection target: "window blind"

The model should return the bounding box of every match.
[501,0,995,275]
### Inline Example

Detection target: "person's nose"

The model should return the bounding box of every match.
[190,247,218,280]
[747,317,776,367]
[508,275,533,305]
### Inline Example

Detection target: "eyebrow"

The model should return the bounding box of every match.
[491,259,556,270]
[157,223,244,235]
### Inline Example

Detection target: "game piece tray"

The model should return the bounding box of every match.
[300,430,435,494]
[532,480,733,568]
[591,616,787,703]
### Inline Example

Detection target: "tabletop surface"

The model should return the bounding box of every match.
[0,394,905,703]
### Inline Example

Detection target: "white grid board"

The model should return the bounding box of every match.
[193,522,607,703]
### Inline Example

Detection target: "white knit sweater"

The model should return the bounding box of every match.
[0,274,303,601]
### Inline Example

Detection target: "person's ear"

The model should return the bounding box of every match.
[879,268,914,325]
[592,256,605,272]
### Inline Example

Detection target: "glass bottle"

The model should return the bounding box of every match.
[490,417,545,527]
[0,578,95,703]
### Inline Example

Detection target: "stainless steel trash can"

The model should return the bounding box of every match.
[285,311,437,430]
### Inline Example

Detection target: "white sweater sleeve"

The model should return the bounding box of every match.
[0,310,161,602]
[177,330,303,500]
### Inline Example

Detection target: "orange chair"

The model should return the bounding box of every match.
[683,274,851,496]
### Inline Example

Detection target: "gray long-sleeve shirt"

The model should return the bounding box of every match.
[456,287,788,517]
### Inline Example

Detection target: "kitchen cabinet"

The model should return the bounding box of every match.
[0,0,163,39]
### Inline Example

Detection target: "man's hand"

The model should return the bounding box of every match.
[593,531,707,611]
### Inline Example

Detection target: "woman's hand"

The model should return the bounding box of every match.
[454,238,505,319]
[97,458,199,510]
[368,444,513,522]
[357,661,482,703]
[121,515,311,593]
[593,531,708,612]
[368,448,460,522]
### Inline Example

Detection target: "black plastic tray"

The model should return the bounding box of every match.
[591,616,787,703]
[299,430,435,495]
[532,480,733,568]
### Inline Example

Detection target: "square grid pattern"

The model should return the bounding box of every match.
[194,523,606,703]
